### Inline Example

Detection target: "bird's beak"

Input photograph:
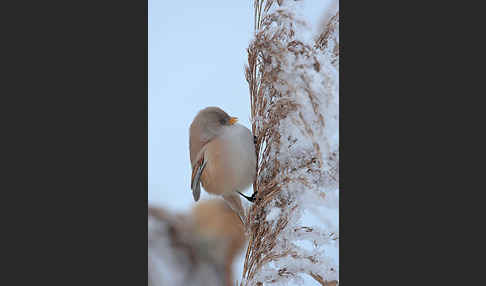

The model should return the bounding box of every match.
[229,117,238,125]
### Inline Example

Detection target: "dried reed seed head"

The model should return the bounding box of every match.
[242,2,338,285]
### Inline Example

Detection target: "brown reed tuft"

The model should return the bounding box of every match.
[241,1,339,285]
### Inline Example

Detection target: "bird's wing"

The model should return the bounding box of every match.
[191,155,207,202]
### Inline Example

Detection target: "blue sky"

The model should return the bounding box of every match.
[148,1,254,211]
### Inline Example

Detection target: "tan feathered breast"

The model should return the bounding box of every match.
[193,124,256,196]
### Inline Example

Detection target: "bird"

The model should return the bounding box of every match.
[148,200,245,286]
[190,199,246,286]
[189,107,257,222]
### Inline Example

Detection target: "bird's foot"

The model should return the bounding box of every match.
[237,190,258,203]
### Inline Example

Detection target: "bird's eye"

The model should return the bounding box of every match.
[219,118,226,125]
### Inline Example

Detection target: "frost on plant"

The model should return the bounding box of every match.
[242,0,339,285]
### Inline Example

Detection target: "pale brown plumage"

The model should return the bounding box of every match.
[190,199,246,286]
[189,107,256,222]
[148,201,245,286]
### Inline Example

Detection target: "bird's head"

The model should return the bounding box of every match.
[191,107,238,141]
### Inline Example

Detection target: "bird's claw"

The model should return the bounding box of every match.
[237,190,258,203]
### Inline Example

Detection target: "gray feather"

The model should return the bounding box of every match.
[191,160,207,202]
